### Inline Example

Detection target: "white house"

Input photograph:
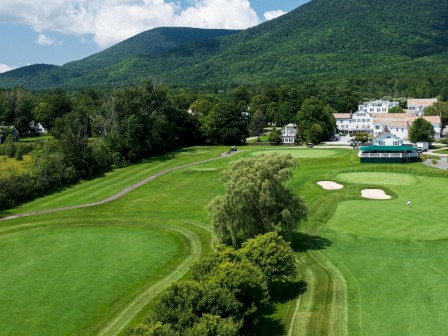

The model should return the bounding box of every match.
[358,100,399,114]
[30,121,48,134]
[372,114,441,140]
[407,98,437,116]
[0,126,19,144]
[281,123,298,144]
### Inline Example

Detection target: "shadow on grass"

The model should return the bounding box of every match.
[248,281,307,335]
[291,232,332,253]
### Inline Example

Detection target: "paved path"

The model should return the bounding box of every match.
[0,151,240,223]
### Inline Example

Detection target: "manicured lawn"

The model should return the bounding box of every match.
[2,144,448,335]
[432,149,448,154]
[248,148,340,158]
[3,146,227,216]
[0,225,185,336]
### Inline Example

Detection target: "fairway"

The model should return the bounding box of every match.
[328,174,448,240]
[0,225,185,335]
[2,145,448,335]
[248,148,339,158]
[336,172,417,185]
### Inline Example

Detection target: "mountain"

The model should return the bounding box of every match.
[0,27,240,89]
[1,0,448,90]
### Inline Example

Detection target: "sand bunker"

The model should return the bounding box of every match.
[317,181,344,190]
[361,189,391,200]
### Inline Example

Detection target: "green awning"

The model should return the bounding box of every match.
[359,145,417,152]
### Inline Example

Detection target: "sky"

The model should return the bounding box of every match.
[0,0,310,73]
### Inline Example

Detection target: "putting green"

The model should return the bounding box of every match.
[0,225,185,336]
[328,175,448,240]
[336,172,417,185]
[249,148,339,158]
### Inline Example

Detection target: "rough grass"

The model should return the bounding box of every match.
[0,155,32,172]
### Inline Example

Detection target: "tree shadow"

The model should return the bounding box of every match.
[270,280,307,304]
[248,281,307,335]
[290,232,332,253]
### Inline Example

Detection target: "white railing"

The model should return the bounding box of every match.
[358,152,418,158]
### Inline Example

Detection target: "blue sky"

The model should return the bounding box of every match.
[0,0,309,72]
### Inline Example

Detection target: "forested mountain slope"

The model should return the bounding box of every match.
[1,0,447,90]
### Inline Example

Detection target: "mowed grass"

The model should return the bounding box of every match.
[328,173,448,240]
[3,146,228,216]
[0,225,185,336]
[248,148,340,158]
[2,145,448,335]
[0,147,229,335]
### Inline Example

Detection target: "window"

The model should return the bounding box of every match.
[379,141,385,146]
[375,126,380,129]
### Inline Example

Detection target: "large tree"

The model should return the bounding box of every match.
[424,101,448,129]
[408,118,435,143]
[207,153,307,246]
[296,97,336,142]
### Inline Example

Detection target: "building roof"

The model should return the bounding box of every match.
[333,113,351,119]
[373,132,402,141]
[372,115,441,125]
[360,145,417,152]
[407,98,437,107]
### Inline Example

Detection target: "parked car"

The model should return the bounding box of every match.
[306,143,314,148]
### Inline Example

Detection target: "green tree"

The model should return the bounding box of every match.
[296,97,336,142]
[249,109,266,141]
[3,134,15,158]
[268,127,282,144]
[388,106,404,113]
[424,101,448,128]
[14,143,24,161]
[408,118,435,143]
[207,153,307,245]
[185,314,241,336]
[240,232,297,285]
[303,123,323,144]
[146,280,243,334]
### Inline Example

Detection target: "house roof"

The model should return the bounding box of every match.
[360,145,417,152]
[372,132,403,142]
[372,115,441,126]
[333,113,351,119]
[0,126,19,134]
[407,98,437,107]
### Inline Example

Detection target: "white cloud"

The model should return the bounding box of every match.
[36,34,58,45]
[0,0,261,49]
[0,64,15,73]
[263,9,286,21]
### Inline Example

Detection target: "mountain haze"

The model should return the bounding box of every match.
[1,0,448,90]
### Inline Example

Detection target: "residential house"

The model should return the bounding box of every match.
[30,121,48,134]
[358,132,419,163]
[407,98,437,116]
[358,100,399,114]
[281,123,298,144]
[0,126,19,144]
[372,115,441,140]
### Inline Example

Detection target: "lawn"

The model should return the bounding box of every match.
[2,145,448,335]
[432,149,448,154]
[0,225,185,336]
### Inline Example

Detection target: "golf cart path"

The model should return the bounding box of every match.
[0,151,239,223]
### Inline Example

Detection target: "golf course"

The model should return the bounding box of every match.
[1,146,447,335]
